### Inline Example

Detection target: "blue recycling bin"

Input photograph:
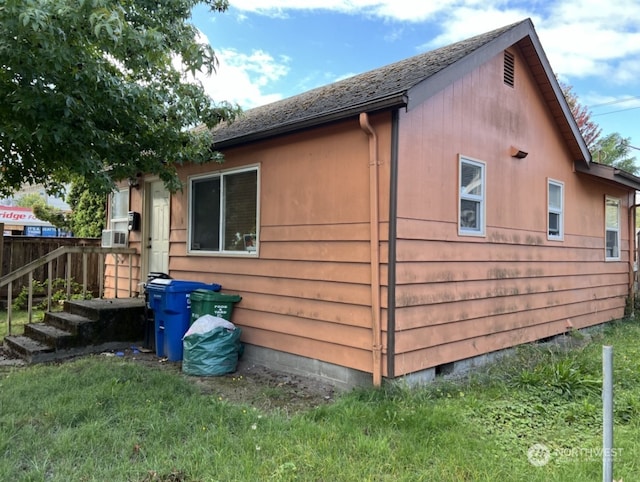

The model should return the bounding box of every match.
[146,279,221,361]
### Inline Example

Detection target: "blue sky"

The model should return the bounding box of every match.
[190,0,640,158]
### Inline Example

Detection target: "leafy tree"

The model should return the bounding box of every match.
[592,133,638,175]
[560,81,601,150]
[15,189,72,231]
[0,0,240,198]
[26,179,105,237]
[32,202,71,231]
[560,81,637,172]
[66,181,105,237]
[15,192,45,208]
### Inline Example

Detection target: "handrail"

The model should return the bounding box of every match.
[2,245,137,336]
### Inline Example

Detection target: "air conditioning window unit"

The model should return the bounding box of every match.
[101,229,128,247]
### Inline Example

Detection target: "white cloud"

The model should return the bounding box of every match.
[199,48,290,108]
[174,31,290,109]
[549,0,640,27]
[539,20,640,82]
[613,59,640,85]
[418,6,534,49]
[228,0,457,20]
[357,0,458,22]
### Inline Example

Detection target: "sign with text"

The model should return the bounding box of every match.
[0,205,54,227]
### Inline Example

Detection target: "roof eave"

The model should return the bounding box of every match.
[575,162,640,190]
[213,94,408,149]
[517,26,591,168]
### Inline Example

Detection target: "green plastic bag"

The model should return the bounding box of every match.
[182,326,242,376]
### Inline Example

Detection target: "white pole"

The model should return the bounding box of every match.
[603,345,614,482]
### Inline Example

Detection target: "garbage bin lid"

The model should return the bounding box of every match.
[146,279,222,293]
[146,278,173,287]
[191,289,242,302]
[147,272,171,282]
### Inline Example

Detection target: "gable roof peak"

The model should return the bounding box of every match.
[212,19,534,147]
[211,17,589,166]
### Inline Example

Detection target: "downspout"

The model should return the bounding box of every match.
[629,194,638,316]
[387,110,399,380]
[359,112,383,387]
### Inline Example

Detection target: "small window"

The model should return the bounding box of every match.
[189,166,259,254]
[547,180,564,240]
[109,189,129,232]
[605,196,620,260]
[459,157,485,236]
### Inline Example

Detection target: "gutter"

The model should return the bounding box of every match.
[214,94,408,149]
[359,112,383,387]
[615,168,640,183]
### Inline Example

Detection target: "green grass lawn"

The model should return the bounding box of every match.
[1,317,639,481]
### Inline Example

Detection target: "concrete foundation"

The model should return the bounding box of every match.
[241,324,607,390]
[395,325,606,387]
[241,344,372,391]
[397,367,436,386]
[394,348,516,387]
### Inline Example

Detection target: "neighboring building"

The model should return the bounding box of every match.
[1,184,71,236]
[0,183,70,211]
[106,19,640,387]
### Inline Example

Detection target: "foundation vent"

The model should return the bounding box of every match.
[504,51,515,87]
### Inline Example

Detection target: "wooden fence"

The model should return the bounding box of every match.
[0,235,102,297]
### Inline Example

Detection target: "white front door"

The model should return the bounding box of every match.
[146,180,170,275]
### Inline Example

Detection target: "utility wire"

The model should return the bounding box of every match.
[589,95,640,108]
[592,106,640,117]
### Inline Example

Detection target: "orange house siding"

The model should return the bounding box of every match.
[392,46,631,376]
[143,115,393,375]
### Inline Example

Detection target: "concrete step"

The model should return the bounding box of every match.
[0,347,26,367]
[23,323,76,350]
[64,298,146,322]
[45,311,94,336]
[3,335,140,364]
[4,335,56,364]
[5,298,147,364]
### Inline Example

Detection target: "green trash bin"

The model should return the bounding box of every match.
[190,289,242,323]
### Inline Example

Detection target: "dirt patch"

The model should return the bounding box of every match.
[105,347,339,414]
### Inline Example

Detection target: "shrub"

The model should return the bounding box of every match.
[12,278,92,311]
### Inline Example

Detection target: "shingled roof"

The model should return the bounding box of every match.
[211,18,591,166]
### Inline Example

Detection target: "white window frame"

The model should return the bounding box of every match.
[605,196,620,261]
[547,179,564,241]
[458,156,486,236]
[187,164,260,256]
[109,189,129,232]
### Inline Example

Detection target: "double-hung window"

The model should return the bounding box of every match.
[547,179,563,240]
[459,156,485,235]
[189,166,259,254]
[109,189,129,232]
[605,196,620,260]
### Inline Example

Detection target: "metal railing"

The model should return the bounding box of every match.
[0,246,137,336]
